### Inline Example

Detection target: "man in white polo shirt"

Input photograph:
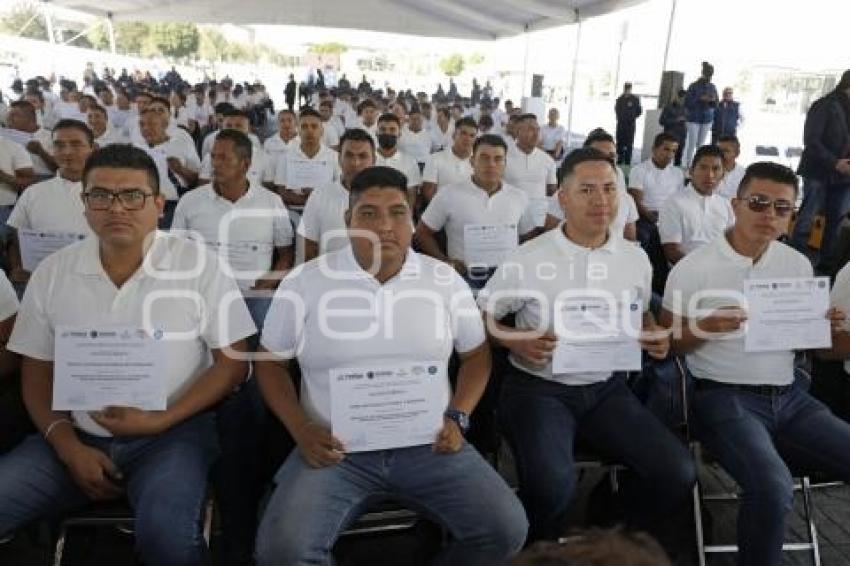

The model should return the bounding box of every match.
[415,134,535,289]
[299,128,375,262]
[318,99,342,150]
[0,144,255,565]
[421,116,477,205]
[628,132,684,222]
[479,147,695,543]
[197,110,270,188]
[263,109,300,158]
[273,108,340,211]
[129,97,197,160]
[375,113,422,208]
[715,134,747,200]
[504,113,558,230]
[660,162,850,566]
[349,99,379,141]
[399,106,432,170]
[0,130,35,242]
[430,106,454,154]
[87,104,126,148]
[539,107,566,161]
[7,120,94,286]
[659,145,734,264]
[255,165,527,565]
[5,100,56,178]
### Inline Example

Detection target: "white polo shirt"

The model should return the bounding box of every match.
[131,123,196,159]
[429,122,454,153]
[198,148,270,187]
[539,125,566,152]
[273,145,339,190]
[171,183,293,290]
[662,236,811,386]
[321,126,340,149]
[94,127,127,148]
[658,186,735,255]
[0,270,17,322]
[399,127,432,164]
[263,134,300,157]
[376,149,422,187]
[0,137,33,206]
[505,145,558,226]
[478,227,652,385]
[29,128,54,177]
[830,263,850,373]
[422,148,473,190]
[260,246,485,429]
[7,175,92,235]
[8,232,256,436]
[297,180,350,254]
[135,138,201,201]
[628,159,684,212]
[420,178,534,265]
[716,163,747,200]
[547,190,638,238]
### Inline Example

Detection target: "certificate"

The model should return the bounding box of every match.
[528,197,549,227]
[19,229,87,272]
[463,223,517,267]
[330,362,448,452]
[0,128,33,147]
[744,277,831,352]
[287,158,332,190]
[206,240,273,278]
[53,326,167,411]
[552,297,642,373]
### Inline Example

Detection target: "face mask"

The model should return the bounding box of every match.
[377,133,397,150]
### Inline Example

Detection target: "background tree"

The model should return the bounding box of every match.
[439,53,464,77]
[0,2,48,41]
[144,22,199,59]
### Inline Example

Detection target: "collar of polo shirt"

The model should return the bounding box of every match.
[339,245,421,283]
[716,231,776,267]
[74,231,174,276]
[554,224,620,256]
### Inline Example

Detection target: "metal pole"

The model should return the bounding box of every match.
[106,13,117,54]
[661,0,677,72]
[613,39,624,98]
[565,14,582,150]
[42,0,55,44]
[521,24,531,99]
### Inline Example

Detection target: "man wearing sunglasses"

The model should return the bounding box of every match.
[0,144,255,566]
[660,162,850,566]
[658,145,735,265]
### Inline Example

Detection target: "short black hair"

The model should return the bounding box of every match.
[214,102,236,114]
[88,104,108,118]
[82,144,160,195]
[653,132,680,148]
[377,112,401,127]
[24,89,44,103]
[558,147,616,183]
[357,99,377,115]
[691,145,725,168]
[53,119,94,146]
[478,115,494,129]
[214,129,253,162]
[516,113,538,124]
[454,116,478,131]
[340,128,376,152]
[583,129,615,147]
[473,133,508,155]
[737,161,799,199]
[349,166,408,209]
[716,134,740,148]
[299,107,322,121]
[9,100,36,120]
[148,96,170,109]
[437,107,451,119]
[222,108,250,121]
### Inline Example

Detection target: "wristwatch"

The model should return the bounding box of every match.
[444,409,470,434]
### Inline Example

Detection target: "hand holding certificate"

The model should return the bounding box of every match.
[330,362,448,452]
[743,277,831,352]
[287,158,333,190]
[19,229,87,272]
[463,223,518,268]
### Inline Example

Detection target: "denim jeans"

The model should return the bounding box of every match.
[684,121,711,167]
[0,412,219,566]
[820,181,850,272]
[693,374,850,566]
[790,177,825,258]
[498,367,695,542]
[255,443,528,566]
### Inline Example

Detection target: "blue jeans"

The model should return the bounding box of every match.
[0,412,219,566]
[684,121,712,167]
[499,368,696,542]
[255,443,528,566]
[790,177,825,257]
[693,374,850,566]
[821,181,850,271]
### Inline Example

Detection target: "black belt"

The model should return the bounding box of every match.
[696,379,793,396]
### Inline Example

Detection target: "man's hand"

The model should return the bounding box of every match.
[251,275,280,291]
[695,306,747,336]
[293,421,345,468]
[166,157,183,173]
[433,418,463,454]
[8,268,29,284]
[25,140,44,155]
[59,443,124,501]
[449,259,467,276]
[836,159,850,177]
[507,331,558,368]
[90,406,170,437]
[828,306,846,334]
[640,324,671,360]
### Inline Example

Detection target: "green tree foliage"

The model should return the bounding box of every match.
[144,22,200,59]
[308,42,348,55]
[0,2,49,41]
[439,53,464,77]
[88,21,150,55]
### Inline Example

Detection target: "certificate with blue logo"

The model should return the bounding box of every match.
[743,277,831,352]
[53,326,167,411]
[330,362,448,452]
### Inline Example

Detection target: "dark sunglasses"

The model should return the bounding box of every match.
[744,194,794,217]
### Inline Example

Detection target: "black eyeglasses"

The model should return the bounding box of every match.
[82,188,155,211]
[745,194,794,217]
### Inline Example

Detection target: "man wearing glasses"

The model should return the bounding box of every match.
[660,162,850,566]
[0,144,256,566]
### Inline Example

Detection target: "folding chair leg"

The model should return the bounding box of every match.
[800,477,821,566]
[52,525,67,566]
[692,483,707,566]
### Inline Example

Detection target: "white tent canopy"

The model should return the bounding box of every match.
[49,0,647,40]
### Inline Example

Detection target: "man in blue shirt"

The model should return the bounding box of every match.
[711,87,741,144]
[683,62,718,167]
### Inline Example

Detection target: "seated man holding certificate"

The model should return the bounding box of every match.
[7,119,95,287]
[660,162,850,566]
[415,134,536,290]
[0,145,255,566]
[255,166,528,565]
[478,148,695,544]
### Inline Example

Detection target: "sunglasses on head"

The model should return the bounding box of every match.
[744,194,794,217]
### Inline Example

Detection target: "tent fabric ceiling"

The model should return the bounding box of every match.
[49,0,648,40]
